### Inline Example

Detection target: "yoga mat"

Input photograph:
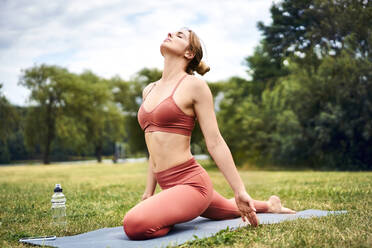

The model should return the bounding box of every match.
[20,209,346,248]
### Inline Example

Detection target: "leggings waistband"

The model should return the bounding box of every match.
[154,156,205,188]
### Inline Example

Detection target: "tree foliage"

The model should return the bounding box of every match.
[19,65,75,164]
[18,64,125,164]
[218,0,371,170]
[0,84,19,163]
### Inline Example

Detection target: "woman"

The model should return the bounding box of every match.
[123,27,295,240]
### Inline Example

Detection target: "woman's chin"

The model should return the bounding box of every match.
[160,45,172,56]
[160,46,165,56]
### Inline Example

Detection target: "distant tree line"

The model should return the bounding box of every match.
[0,0,370,170]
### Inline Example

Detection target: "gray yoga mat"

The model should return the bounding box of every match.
[20,209,346,248]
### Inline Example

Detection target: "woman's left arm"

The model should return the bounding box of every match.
[192,77,259,226]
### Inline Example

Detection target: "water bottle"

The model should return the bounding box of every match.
[51,184,67,228]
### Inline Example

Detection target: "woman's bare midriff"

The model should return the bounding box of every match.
[145,131,193,173]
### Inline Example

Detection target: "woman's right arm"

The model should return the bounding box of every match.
[141,83,157,201]
[142,155,157,201]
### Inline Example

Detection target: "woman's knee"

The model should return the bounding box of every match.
[123,212,171,240]
[123,212,149,240]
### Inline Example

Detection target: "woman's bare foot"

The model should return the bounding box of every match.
[228,196,296,214]
[267,195,296,214]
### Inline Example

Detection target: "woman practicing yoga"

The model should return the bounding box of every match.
[123,27,295,240]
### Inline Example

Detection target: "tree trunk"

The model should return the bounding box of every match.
[43,101,55,164]
[43,136,51,164]
[95,143,102,163]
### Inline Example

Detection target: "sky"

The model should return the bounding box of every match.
[0,0,280,106]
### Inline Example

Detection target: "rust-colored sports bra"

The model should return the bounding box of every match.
[137,74,196,136]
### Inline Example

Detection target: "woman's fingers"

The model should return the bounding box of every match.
[247,211,259,227]
[239,202,259,226]
[141,193,152,201]
[248,199,257,212]
[236,191,260,227]
[241,212,258,226]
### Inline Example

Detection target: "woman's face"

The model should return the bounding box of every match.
[160,28,191,58]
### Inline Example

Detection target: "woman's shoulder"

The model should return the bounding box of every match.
[142,81,159,99]
[185,74,208,89]
[185,75,212,101]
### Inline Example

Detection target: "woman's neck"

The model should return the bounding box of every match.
[161,55,187,82]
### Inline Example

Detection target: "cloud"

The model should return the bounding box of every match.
[0,0,279,106]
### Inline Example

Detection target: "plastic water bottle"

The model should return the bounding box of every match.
[51,184,67,228]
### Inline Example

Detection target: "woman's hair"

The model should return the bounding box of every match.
[184,28,210,76]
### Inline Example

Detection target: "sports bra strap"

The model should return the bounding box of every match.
[144,83,157,100]
[144,74,188,100]
[171,74,188,96]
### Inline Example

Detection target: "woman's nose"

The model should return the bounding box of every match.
[168,32,172,38]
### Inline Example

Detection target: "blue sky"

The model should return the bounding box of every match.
[0,0,279,106]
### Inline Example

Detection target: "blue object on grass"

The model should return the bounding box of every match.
[19,209,347,248]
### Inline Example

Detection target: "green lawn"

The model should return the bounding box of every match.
[0,160,371,247]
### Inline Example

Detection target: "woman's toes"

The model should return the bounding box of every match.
[281,207,296,214]
[267,195,296,214]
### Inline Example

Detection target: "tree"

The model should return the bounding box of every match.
[0,84,18,141]
[218,75,302,166]
[0,84,19,163]
[19,64,84,164]
[284,41,372,169]
[257,0,371,60]
[77,70,125,162]
[256,0,371,79]
[218,0,372,169]
[244,39,290,94]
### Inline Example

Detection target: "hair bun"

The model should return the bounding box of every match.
[196,61,210,76]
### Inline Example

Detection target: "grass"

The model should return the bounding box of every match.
[0,159,371,247]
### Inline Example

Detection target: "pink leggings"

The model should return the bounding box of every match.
[123,156,269,240]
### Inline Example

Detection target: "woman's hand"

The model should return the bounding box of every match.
[141,192,153,201]
[235,191,259,227]
[142,156,157,201]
